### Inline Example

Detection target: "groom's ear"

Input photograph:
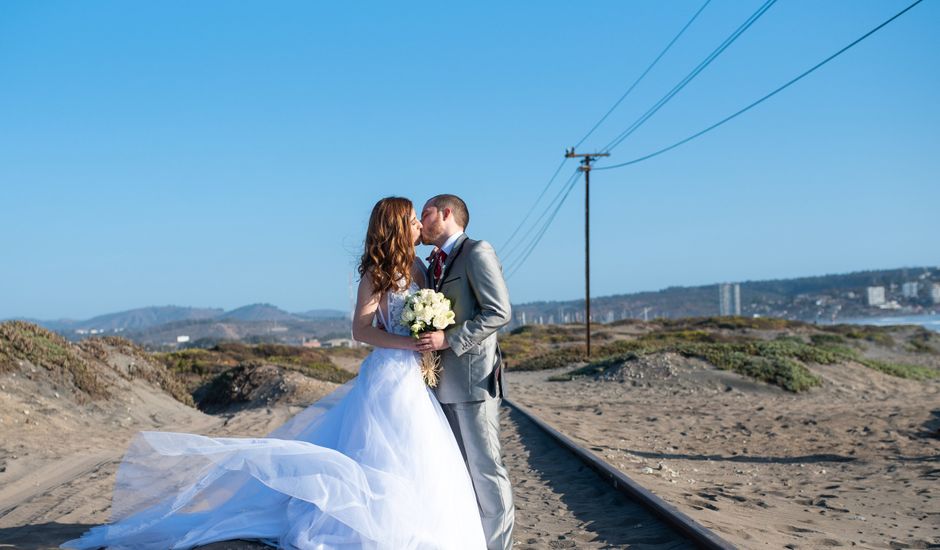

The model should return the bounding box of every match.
[441,207,452,221]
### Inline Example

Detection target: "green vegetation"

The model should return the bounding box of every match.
[155,341,354,397]
[539,335,824,392]
[650,316,808,331]
[809,332,846,346]
[0,321,107,400]
[820,324,897,347]
[510,317,940,391]
[859,359,938,381]
[81,336,194,405]
[907,327,939,355]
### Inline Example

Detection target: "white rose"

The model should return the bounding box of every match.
[402,309,416,322]
[433,310,456,330]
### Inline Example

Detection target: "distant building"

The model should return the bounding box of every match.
[932,283,940,304]
[302,338,321,348]
[719,283,741,316]
[866,286,886,306]
[176,335,190,343]
[323,338,358,348]
[902,282,920,298]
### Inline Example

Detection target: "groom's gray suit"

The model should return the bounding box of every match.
[430,233,514,550]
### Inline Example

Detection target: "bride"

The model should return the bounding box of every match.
[63,197,487,549]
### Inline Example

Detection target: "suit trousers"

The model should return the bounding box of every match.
[440,396,514,550]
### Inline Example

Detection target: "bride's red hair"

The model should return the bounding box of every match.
[358,197,415,296]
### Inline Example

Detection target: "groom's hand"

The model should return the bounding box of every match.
[418,331,450,351]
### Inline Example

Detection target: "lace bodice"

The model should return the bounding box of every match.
[378,281,420,337]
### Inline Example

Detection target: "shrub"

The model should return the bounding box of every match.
[0,321,107,399]
[858,360,938,381]
[511,346,585,371]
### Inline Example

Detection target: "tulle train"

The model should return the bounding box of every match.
[62,348,486,550]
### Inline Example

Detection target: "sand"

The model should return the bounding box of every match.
[2,333,938,548]
[507,352,940,549]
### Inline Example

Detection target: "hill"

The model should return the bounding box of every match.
[220,303,300,322]
[510,266,940,327]
[37,306,224,334]
[500,316,940,392]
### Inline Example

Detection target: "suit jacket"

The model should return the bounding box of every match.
[430,234,512,404]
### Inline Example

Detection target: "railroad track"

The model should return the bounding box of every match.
[503,398,735,550]
[2,405,734,549]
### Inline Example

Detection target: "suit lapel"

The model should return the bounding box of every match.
[425,258,433,289]
[436,233,468,291]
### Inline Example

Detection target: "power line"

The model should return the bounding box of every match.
[501,0,715,275]
[505,170,583,279]
[595,0,925,172]
[601,0,777,153]
[503,2,712,261]
[573,0,712,150]
[502,167,581,269]
[499,157,568,253]
[503,168,580,275]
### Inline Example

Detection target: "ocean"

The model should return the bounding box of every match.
[832,313,940,333]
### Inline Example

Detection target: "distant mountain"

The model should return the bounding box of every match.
[295,309,348,320]
[18,265,939,346]
[35,306,223,333]
[121,316,351,349]
[220,303,299,322]
[15,303,348,348]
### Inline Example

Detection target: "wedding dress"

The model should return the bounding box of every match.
[62,282,486,549]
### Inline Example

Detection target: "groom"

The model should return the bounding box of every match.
[417,194,514,550]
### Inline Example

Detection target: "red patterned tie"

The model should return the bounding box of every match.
[432,249,447,281]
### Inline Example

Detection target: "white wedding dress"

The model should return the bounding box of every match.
[63,282,486,550]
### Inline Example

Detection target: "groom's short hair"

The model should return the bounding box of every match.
[429,194,469,229]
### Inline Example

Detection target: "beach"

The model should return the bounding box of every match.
[508,353,939,548]
[2,320,939,548]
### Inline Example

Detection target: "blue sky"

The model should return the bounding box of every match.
[1,0,937,320]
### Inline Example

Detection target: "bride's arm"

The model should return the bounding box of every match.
[352,274,419,350]
[413,258,428,289]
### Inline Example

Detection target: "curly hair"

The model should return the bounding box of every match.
[358,197,416,296]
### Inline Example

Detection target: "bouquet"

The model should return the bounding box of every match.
[400,289,456,387]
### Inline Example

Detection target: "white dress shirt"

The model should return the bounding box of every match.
[440,232,463,257]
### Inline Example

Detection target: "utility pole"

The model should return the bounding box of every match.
[564,147,609,357]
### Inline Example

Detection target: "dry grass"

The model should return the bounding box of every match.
[0,321,108,401]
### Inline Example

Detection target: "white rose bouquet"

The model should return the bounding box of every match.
[401,289,456,387]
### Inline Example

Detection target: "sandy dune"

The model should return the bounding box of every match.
[508,352,940,549]
[3,324,939,548]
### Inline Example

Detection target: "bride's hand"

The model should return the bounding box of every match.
[417,331,450,352]
[405,337,422,352]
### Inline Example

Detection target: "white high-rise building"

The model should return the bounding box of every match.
[719,283,741,316]
[931,283,940,304]
[902,282,920,298]
[866,286,886,306]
